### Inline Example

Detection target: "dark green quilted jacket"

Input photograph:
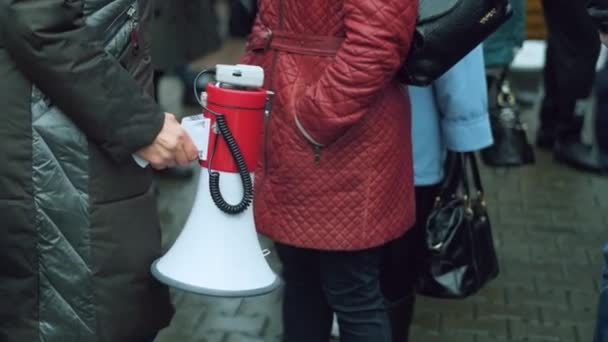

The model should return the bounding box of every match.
[0,0,174,341]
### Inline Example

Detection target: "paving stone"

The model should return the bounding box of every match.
[442,315,508,339]
[533,274,597,295]
[502,260,565,280]
[491,273,536,292]
[466,286,508,305]
[563,264,604,283]
[225,334,266,342]
[411,311,440,332]
[476,303,541,323]
[415,296,475,319]
[156,330,224,342]
[409,330,475,342]
[530,245,590,265]
[506,288,569,310]
[576,322,596,342]
[569,292,602,312]
[509,321,577,342]
[540,307,595,325]
[201,315,267,336]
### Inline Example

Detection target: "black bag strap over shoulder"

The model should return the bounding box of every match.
[400,0,513,86]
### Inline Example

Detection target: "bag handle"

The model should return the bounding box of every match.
[465,152,484,195]
[436,152,463,203]
[437,152,484,205]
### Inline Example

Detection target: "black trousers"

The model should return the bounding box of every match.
[540,0,601,138]
[380,185,440,342]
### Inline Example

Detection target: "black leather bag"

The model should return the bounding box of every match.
[416,152,499,298]
[481,73,535,166]
[400,0,513,86]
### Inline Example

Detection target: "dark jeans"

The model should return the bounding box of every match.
[595,63,608,153]
[540,0,601,138]
[595,243,608,342]
[380,185,440,342]
[275,243,391,342]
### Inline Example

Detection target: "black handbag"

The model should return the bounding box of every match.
[416,152,499,298]
[400,0,513,86]
[481,72,535,166]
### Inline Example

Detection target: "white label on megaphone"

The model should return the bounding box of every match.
[182,114,211,161]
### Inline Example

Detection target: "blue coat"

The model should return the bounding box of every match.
[407,46,493,186]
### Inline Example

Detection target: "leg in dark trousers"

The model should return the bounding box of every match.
[596,63,608,154]
[538,0,601,146]
[275,244,333,342]
[380,185,441,342]
[276,243,391,342]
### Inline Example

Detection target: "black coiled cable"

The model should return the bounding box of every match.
[208,114,253,215]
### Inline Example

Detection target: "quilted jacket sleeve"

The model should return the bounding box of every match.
[0,0,164,163]
[589,0,608,32]
[294,0,418,146]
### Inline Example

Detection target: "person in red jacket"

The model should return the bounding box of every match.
[242,0,418,340]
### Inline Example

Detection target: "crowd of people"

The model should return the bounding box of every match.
[0,0,607,341]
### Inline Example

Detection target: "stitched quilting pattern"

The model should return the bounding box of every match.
[246,0,418,250]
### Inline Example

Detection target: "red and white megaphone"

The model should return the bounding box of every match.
[151,64,280,297]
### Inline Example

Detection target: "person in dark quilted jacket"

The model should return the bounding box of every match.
[0,0,198,341]
[241,0,418,340]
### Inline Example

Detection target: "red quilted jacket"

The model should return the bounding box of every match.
[242,0,418,250]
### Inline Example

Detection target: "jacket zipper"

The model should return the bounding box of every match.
[114,6,139,62]
[104,5,135,46]
[313,145,321,165]
[127,6,140,56]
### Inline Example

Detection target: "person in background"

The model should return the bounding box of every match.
[0,1,198,341]
[536,0,601,156]
[380,45,493,341]
[151,0,221,107]
[241,0,418,340]
[556,0,608,173]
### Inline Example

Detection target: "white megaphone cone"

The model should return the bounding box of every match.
[151,65,280,297]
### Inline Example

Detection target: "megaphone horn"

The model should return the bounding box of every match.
[151,65,280,297]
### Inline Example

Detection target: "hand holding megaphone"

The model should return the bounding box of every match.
[134,113,198,169]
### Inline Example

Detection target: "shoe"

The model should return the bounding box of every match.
[554,141,608,173]
[537,113,584,150]
[536,127,556,150]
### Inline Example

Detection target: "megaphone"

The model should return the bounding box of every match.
[151,64,280,297]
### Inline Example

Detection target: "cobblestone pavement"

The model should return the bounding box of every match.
[151,43,608,341]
